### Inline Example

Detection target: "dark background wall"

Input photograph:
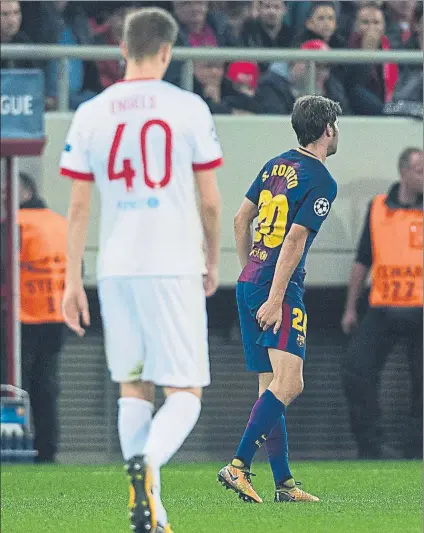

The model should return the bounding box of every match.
[56,287,413,463]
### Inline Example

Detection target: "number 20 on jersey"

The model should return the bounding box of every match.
[108,120,172,192]
[254,190,289,248]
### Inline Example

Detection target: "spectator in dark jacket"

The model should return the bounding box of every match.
[167,1,237,87]
[241,0,293,75]
[334,1,355,41]
[285,1,347,30]
[193,60,262,115]
[392,2,423,106]
[403,1,423,50]
[242,0,292,50]
[284,1,315,29]
[225,61,263,114]
[194,61,228,113]
[346,2,399,115]
[292,1,347,84]
[383,0,417,49]
[21,1,102,110]
[255,62,294,115]
[256,40,350,115]
[224,1,252,42]
[338,1,386,41]
[292,1,347,48]
[173,1,236,46]
[0,0,35,69]
[392,69,423,106]
[95,7,126,89]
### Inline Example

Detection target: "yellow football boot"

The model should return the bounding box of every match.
[274,478,320,502]
[126,455,157,532]
[218,462,263,504]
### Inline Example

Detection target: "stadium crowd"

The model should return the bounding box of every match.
[1,0,422,116]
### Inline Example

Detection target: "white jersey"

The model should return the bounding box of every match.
[60,79,223,280]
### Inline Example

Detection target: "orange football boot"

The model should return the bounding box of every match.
[275,478,320,502]
[218,463,263,503]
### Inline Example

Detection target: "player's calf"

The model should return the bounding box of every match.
[267,349,304,406]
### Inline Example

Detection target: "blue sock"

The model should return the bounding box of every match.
[234,390,285,468]
[264,415,292,487]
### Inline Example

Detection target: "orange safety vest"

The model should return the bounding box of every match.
[18,208,67,324]
[369,194,423,308]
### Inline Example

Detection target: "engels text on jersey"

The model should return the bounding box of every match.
[111,95,156,114]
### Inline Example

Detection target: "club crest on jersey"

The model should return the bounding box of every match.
[296,334,305,347]
[314,198,330,216]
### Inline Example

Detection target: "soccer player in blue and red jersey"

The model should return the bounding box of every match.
[218,95,342,504]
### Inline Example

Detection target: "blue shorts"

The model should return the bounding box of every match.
[236,281,307,373]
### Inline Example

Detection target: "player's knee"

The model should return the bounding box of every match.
[164,386,203,400]
[297,376,304,395]
[271,375,303,405]
[120,380,155,403]
[288,377,304,402]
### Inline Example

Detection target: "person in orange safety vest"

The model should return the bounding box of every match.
[341,147,423,460]
[18,172,67,463]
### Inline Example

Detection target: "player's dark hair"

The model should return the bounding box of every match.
[398,147,422,172]
[124,7,179,60]
[307,1,336,19]
[291,95,342,148]
[19,172,38,199]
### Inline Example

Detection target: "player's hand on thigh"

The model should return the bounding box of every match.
[62,284,91,337]
[256,299,282,334]
[203,264,219,297]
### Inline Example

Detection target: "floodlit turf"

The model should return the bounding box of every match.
[1,460,422,533]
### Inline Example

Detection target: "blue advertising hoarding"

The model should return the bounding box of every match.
[0,69,44,139]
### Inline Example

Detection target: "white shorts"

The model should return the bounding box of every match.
[98,276,210,388]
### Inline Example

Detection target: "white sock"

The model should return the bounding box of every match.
[152,467,168,525]
[143,392,201,468]
[118,397,154,461]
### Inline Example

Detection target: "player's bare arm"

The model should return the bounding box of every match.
[62,180,92,337]
[195,168,222,297]
[234,198,258,269]
[256,224,309,333]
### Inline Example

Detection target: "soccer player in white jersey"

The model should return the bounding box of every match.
[60,8,222,533]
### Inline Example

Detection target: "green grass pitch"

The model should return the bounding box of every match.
[1,460,422,533]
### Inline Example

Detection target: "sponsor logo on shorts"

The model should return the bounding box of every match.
[296,334,305,347]
[128,363,144,379]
